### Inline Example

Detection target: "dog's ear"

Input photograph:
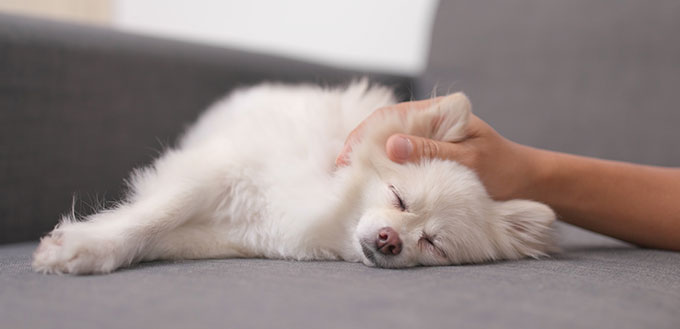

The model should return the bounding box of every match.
[495,200,556,258]
[425,92,471,142]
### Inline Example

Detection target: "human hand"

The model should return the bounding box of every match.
[335,97,541,201]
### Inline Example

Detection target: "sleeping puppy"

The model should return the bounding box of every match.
[33,81,555,274]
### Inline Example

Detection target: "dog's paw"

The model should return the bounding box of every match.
[32,225,128,275]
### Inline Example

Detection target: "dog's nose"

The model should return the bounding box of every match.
[376,227,402,255]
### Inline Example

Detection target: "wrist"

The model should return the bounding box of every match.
[511,142,556,201]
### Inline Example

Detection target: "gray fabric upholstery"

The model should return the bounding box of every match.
[421,0,680,166]
[2,3,680,329]
[2,223,679,329]
[0,13,412,244]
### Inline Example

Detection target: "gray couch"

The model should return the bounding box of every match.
[1,2,679,328]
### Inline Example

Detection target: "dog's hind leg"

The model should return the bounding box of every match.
[141,225,253,262]
[32,146,251,274]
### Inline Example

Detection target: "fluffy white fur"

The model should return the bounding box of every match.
[32,80,555,274]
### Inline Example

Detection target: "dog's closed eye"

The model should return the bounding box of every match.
[419,234,447,258]
[389,185,407,211]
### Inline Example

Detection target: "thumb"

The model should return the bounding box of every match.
[386,134,458,164]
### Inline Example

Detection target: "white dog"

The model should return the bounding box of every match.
[32,81,555,274]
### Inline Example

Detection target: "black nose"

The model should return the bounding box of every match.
[376,227,402,255]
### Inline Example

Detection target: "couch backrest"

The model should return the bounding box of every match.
[419,0,680,166]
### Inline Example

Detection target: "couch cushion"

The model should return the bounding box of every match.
[2,223,678,329]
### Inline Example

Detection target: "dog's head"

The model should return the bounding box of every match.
[345,93,555,268]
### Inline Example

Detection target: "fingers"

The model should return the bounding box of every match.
[335,117,371,167]
[390,96,445,112]
[386,134,461,164]
[335,142,353,167]
[335,97,448,167]
[335,125,363,166]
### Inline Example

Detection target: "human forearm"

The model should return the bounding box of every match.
[527,147,680,250]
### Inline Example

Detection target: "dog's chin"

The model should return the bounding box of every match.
[359,240,378,267]
[359,240,403,269]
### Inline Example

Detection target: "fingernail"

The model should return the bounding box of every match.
[391,136,413,161]
[335,155,347,167]
[336,144,351,166]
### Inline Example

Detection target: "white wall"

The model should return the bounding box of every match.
[0,0,113,25]
[113,0,438,75]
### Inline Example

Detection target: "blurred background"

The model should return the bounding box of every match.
[0,0,439,75]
